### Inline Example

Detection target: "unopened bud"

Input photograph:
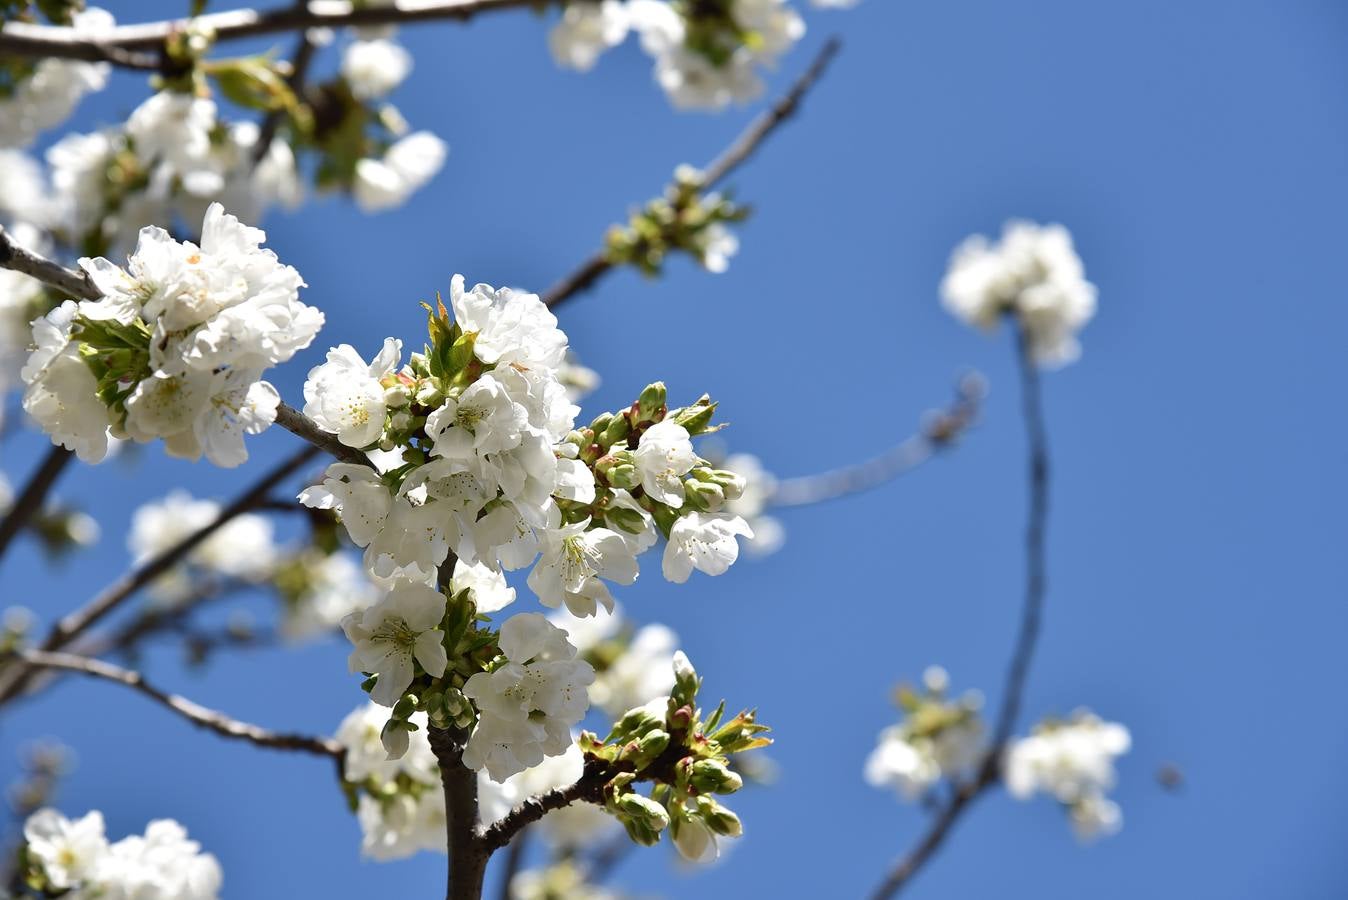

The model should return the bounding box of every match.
[690,759,743,795]
[697,797,743,837]
[684,480,725,512]
[384,383,411,408]
[635,382,667,423]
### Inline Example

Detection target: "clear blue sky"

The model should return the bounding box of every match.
[3,0,1346,896]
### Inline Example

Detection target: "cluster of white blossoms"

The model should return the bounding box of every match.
[864,666,985,801]
[552,603,679,716]
[129,490,276,604]
[336,702,608,861]
[941,221,1098,367]
[22,809,221,899]
[22,202,322,465]
[1003,710,1131,841]
[548,0,806,110]
[0,8,114,149]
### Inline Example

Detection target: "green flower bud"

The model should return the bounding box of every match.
[605,503,648,535]
[608,464,640,491]
[690,759,743,795]
[617,792,670,832]
[684,479,725,512]
[601,412,632,447]
[697,797,743,837]
[672,397,717,434]
[635,382,667,423]
[391,693,419,720]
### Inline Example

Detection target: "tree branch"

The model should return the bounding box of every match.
[541,37,842,310]
[0,446,74,565]
[0,0,542,66]
[0,444,320,706]
[427,724,489,900]
[478,766,607,854]
[768,373,981,508]
[9,649,342,758]
[275,401,369,466]
[868,323,1052,899]
[0,226,100,301]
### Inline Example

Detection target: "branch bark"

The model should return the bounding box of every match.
[478,766,607,854]
[0,226,100,300]
[541,37,842,310]
[10,649,342,758]
[868,323,1051,899]
[0,0,542,66]
[0,445,74,565]
[427,724,489,900]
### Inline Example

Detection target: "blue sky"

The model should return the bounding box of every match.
[2,0,1347,897]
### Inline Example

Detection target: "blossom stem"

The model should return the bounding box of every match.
[8,648,344,759]
[0,445,74,566]
[540,37,842,310]
[868,322,1052,899]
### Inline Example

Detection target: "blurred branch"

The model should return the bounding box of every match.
[0,445,320,707]
[541,37,842,309]
[0,0,542,67]
[8,649,342,758]
[869,323,1052,899]
[252,4,317,168]
[769,373,982,508]
[0,446,75,566]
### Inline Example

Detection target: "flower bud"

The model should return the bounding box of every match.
[690,759,743,795]
[617,793,670,832]
[671,814,718,863]
[635,382,667,423]
[380,718,411,760]
[697,797,743,837]
[605,504,648,536]
[684,480,725,512]
[384,383,411,408]
[672,397,716,434]
[600,413,631,447]
[607,464,639,491]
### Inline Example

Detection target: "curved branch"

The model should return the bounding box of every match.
[0,444,320,706]
[541,37,842,309]
[0,446,74,565]
[10,649,342,758]
[275,402,369,466]
[478,766,607,854]
[0,0,541,66]
[869,324,1051,899]
[768,374,982,508]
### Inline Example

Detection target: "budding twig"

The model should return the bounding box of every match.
[869,324,1052,899]
[478,767,607,854]
[541,37,843,310]
[9,649,343,758]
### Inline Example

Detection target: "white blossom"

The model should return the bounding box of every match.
[129,490,276,602]
[462,613,594,781]
[633,420,697,508]
[304,338,402,448]
[280,550,380,641]
[548,0,630,72]
[662,511,753,583]
[941,221,1097,367]
[449,558,516,613]
[342,38,413,99]
[527,519,638,617]
[342,579,449,707]
[1003,711,1130,841]
[353,131,448,212]
[23,810,221,900]
[20,301,112,463]
[0,8,113,148]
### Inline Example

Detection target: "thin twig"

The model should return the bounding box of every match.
[0,226,100,300]
[10,649,342,758]
[768,373,981,508]
[0,446,74,565]
[478,769,606,854]
[541,37,842,309]
[0,445,320,706]
[868,323,1052,899]
[0,0,541,66]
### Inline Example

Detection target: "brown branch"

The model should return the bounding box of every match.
[868,324,1053,899]
[427,724,489,900]
[768,373,982,508]
[275,401,369,466]
[540,37,842,310]
[0,444,319,706]
[0,446,74,565]
[0,226,100,301]
[10,649,342,758]
[0,0,543,66]
[478,766,607,854]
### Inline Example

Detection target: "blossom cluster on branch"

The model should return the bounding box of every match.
[18,809,220,899]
